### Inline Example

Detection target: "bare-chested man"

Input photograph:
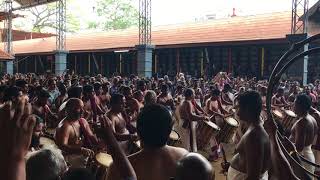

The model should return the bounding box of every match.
[55,98,97,168]
[205,89,227,120]
[107,93,138,154]
[310,106,320,175]
[32,89,58,128]
[290,94,318,175]
[178,88,207,152]
[227,91,270,180]
[272,88,290,108]
[107,104,188,180]
[123,86,140,122]
[157,84,175,113]
[82,85,105,122]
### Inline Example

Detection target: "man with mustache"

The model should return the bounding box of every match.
[55,98,98,168]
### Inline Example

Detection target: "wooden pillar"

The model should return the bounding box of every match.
[34,56,37,73]
[74,55,77,74]
[88,53,91,74]
[176,49,180,73]
[228,48,232,74]
[119,54,122,74]
[261,47,265,77]
[154,53,158,73]
[200,49,204,77]
[100,55,103,74]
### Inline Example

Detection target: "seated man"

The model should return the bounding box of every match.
[175,153,214,180]
[290,94,318,175]
[107,104,188,180]
[55,98,98,168]
[227,91,270,180]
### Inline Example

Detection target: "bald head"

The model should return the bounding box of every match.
[175,153,214,180]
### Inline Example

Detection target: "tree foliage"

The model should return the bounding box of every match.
[88,0,139,30]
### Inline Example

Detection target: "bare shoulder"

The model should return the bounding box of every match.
[167,146,189,158]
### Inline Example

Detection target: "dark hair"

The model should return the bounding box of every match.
[38,89,50,98]
[161,84,169,92]
[137,104,172,148]
[48,79,56,86]
[67,86,83,99]
[110,93,124,106]
[83,85,94,94]
[93,82,102,91]
[211,89,220,96]
[295,94,312,112]
[3,86,20,102]
[137,80,146,87]
[58,84,67,94]
[238,91,262,120]
[62,168,95,180]
[15,79,28,88]
[184,88,194,98]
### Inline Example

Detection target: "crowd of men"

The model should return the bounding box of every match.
[1,71,320,180]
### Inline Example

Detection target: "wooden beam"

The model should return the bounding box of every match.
[38,56,44,72]
[92,53,99,73]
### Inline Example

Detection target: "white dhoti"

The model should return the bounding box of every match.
[65,154,88,168]
[176,120,197,152]
[300,145,315,175]
[227,166,268,180]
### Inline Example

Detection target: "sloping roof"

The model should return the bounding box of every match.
[300,0,320,21]
[2,11,292,55]
[0,50,14,60]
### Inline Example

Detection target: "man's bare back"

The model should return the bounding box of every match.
[107,146,188,180]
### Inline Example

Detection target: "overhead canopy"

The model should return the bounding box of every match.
[0,50,14,61]
[0,11,24,21]
[13,0,58,10]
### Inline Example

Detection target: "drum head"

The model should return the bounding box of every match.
[273,110,284,118]
[169,130,180,140]
[204,121,220,131]
[225,117,239,127]
[95,153,113,167]
[284,110,297,117]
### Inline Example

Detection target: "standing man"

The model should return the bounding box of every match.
[178,88,207,152]
[107,104,188,180]
[290,94,318,174]
[227,91,270,179]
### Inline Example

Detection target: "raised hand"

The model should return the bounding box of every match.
[0,96,36,180]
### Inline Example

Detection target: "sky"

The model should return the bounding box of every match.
[71,0,319,27]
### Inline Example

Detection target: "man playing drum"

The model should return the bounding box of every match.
[290,94,318,175]
[107,94,138,155]
[178,88,208,152]
[227,91,270,180]
[55,98,97,168]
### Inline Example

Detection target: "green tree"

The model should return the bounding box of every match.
[12,0,80,33]
[89,0,139,30]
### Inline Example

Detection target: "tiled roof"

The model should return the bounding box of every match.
[0,50,14,60]
[2,11,293,55]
